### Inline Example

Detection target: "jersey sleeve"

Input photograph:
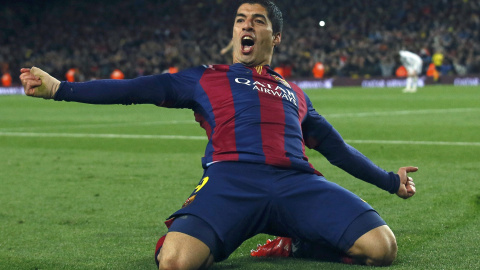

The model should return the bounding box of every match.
[302,95,400,194]
[54,66,206,109]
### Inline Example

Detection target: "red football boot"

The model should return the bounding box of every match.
[250,237,292,257]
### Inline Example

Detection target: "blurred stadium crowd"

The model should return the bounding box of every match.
[1,0,480,83]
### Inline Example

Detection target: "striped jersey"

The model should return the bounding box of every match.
[55,63,400,193]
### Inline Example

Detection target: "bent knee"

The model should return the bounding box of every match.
[158,253,214,270]
[158,254,185,270]
[348,225,398,266]
[365,237,397,266]
[157,249,183,270]
[157,232,214,269]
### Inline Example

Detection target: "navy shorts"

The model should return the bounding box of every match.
[168,161,385,261]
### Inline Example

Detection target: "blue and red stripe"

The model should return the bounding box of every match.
[200,66,239,163]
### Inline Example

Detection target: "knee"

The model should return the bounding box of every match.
[157,247,214,270]
[158,252,192,270]
[365,234,397,266]
[348,225,398,266]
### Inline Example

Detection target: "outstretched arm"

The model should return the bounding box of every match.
[302,99,417,197]
[314,126,403,194]
[20,66,173,105]
[19,66,203,108]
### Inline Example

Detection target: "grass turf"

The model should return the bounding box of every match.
[0,85,479,269]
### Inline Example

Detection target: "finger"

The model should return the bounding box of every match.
[24,84,35,96]
[407,177,416,190]
[397,167,418,179]
[404,166,419,173]
[19,72,30,81]
[24,81,41,96]
[25,88,35,96]
[20,73,38,83]
[27,79,42,87]
[21,78,37,89]
[407,184,416,196]
[20,68,31,73]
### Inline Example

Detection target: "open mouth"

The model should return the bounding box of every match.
[241,36,255,54]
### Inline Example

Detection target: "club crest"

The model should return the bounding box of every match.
[271,74,292,89]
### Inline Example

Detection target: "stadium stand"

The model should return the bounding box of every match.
[1,0,480,83]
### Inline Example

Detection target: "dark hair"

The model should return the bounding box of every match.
[234,0,283,34]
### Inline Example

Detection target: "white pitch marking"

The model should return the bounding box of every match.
[0,132,206,140]
[325,108,480,118]
[1,108,477,132]
[0,131,479,146]
[0,120,197,132]
[345,139,480,147]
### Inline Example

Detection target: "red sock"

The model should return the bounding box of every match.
[154,234,166,267]
[155,218,175,267]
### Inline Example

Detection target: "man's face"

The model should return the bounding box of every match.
[232,3,281,67]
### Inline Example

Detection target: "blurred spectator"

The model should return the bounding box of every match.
[379,54,395,77]
[426,63,440,81]
[167,66,179,74]
[65,68,84,82]
[432,50,445,75]
[110,69,125,80]
[274,67,285,77]
[1,73,12,87]
[312,62,325,78]
[1,0,480,83]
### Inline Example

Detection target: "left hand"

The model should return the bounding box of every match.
[20,67,60,98]
[396,166,418,199]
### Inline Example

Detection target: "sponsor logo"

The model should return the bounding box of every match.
[292,79,334,89]
[235,78,297,106]
[361,77,426,88]
[0,87,24,95]
[454,77,479,86]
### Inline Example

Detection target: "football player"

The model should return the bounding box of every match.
[20,1,417,269]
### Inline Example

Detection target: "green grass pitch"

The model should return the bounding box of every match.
[1,85,479,269]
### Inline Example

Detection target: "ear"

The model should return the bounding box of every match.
[273,32,282,46]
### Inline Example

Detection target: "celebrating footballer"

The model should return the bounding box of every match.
[20,1,417,269]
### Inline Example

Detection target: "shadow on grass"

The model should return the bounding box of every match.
[211,257,360,270]
[125,256,354,270]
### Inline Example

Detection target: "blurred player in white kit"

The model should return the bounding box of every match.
[398,50,423,93]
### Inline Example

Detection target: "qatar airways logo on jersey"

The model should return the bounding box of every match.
[234,78,297,106]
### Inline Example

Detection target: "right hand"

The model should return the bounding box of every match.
[396,166,418,199]
[19,67,60,98]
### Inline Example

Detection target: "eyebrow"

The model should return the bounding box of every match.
[236,13,268,21]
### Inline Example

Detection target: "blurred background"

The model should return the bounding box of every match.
[1,0,479,84]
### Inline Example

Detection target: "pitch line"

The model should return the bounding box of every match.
[0,131,206,140]
[0,120,197,132]
[345,139,480,147]
[325,108,480,118]
[1,131,479,146]
[1,108,477,132]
